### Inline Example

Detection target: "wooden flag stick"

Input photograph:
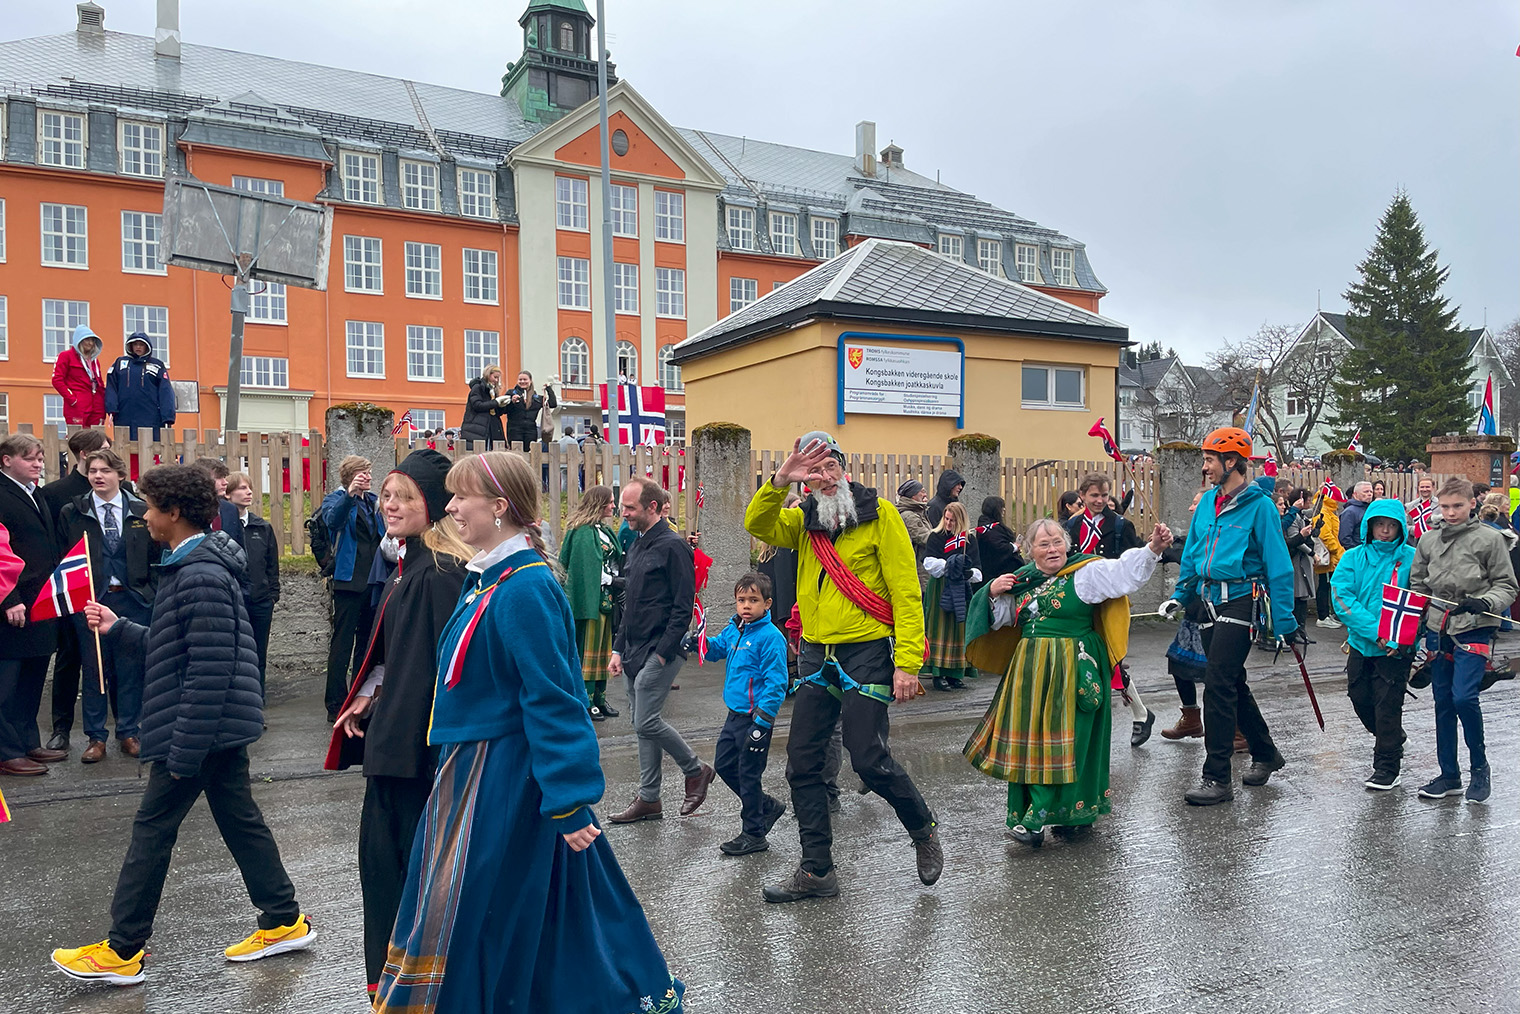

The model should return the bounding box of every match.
[81,531,105,694]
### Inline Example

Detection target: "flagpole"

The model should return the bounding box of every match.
[81,531,105,694]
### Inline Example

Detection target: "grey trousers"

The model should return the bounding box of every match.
[626,653,701,802]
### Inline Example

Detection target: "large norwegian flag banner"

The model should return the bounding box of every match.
[30,536,92,623]
[598,381,666,446]
[1378,583,1429,647]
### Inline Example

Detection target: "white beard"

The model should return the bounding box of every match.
[814,485,858,533]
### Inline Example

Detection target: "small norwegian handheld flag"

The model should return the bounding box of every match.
[691,599,709,665]
[1319,479,1346,503]
[1408,499,1435,541]
[391,409,414,437]
[1262,453,1278,477]
[695,483,705,511]
[1088,418,1125,462]
[1378,583,1430,647]
[31,536,92,622]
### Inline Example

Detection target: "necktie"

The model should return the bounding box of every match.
[103,503,120,553]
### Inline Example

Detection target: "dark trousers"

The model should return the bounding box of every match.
[1346,649,1410,776]
[1432,630,1489,778]
[1173,675,1199,708]
[50,621,82,739]
[359,774,433,988]
[326,589,375,716]
[248,598,275,698]
[1200,598,1277,783]
[109,747,300,956]
[713,711,780,836]
[1315,573,1336,620]
[0,656,50,761]
[77,591,152,742]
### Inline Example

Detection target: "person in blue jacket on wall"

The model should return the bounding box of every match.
[104,334,176,440]
[1161,427,1298,807]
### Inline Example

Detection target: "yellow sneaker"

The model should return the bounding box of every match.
[223,914,317,963]
[51,940,146,986]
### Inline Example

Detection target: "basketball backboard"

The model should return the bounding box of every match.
[161,177,332,289]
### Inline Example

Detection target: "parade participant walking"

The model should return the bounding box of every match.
[1410,477,1517,803]
[1161,427,1298,806]
[896,480,932,590]
[608,477,712,823]
[373,451,683,1013]
[321,455,384,723]
[924,468,964,527]
[745,432,942,903]
[559,485,623,721]
[1064,471,1156,745]
[1330,499,1417,790]
[225,473,279,696]
[104,333,176,440]
[965,518,1171,846]
[324,449,468,999]
[922,502,983,691]
[0,434,61,776]
[51,325,106,427]
[52,465,312,986]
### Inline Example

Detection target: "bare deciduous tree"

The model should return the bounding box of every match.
[1208,322,1343,460]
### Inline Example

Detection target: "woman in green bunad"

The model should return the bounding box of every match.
[559,485,622,720]
[964,516,1172,847]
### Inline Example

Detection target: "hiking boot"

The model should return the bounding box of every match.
[1131,709,1156,747]
[680,763,716,816]
[224,915,316,962]
[1185,778,1234,805]
[1006,824,1044,847]
[1364,771,1401,791]
[762,866,839,903]
[1467,765,1492,803]
[1161,707,1204,740]
[719,832,769,856]
[51,940,145,986]
[1417,775,1464,799]
[609,797,663,823]
[1242,752,1286,786]
[909,821,943,885]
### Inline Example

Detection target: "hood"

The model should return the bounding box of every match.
[72,324,102,360]
[1222,480,1268,511]
[125,332,152,359]
[162,530,248,575]
[896,498,926,514]
[934,469,965,501]
[1359,498,1409,546]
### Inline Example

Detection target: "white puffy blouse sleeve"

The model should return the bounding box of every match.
[1072,547,1161,605]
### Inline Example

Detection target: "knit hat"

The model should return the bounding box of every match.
[898,479,924,500]
[798,430,845,465]
[391,449,453,523]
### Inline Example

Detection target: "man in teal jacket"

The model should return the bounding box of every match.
[1162,427,1297,806]
[1330,500,1417,791]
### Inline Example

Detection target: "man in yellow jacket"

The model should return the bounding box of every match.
[745,431,941,903]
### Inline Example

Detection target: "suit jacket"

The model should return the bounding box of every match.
[57,490,161,608]
[0,476,60,659]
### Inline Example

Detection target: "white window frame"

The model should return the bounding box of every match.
[557,256,591,309]
[769,212,797,255]
[659,345,683,392]
[727,206,755,250]
[42,299,89,361]
[556,176,589,231]
[654,190,684,242]
[616,339,639,383]
[464,329,499,382]
[729,277,758,313]
[121,304,169,363]
[812,218,838,259]
[41,203,88,268]
[0,199,6,262]
[462,248,499,304]
[404,242,443,299]
[342,151,381,204]
[1021,363,1086,410]
[345,320,385,379]
[938,234,963,260]
[612,262,639,314]
[409,409,446,433]
[1051,247,1075,286]
[610,183,638,237]
[401,160,439,212]
[121,211,164,275]
[668,415,686,444]
[343,235,384,293]
[458,168,495,219]
[0,393,8,430]
[241,356,289,389]
[232,176,285,197]
[44,394,64,435]
[977,238,1002,276]
[0,296,8,359]
[1286,389,1308,417]
[406,325,445,383]
[248,282,288,324]
[1014,243,1039,284]
[117,120,164,178]
[655,267,685,319]
[560,336,590,386]
[38,110,86,169]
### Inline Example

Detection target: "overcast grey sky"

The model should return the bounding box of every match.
[13,0,1518,359]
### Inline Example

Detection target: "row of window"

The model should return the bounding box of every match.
[724,206,838,259]
[557,257,686,318]
[27,108,167,177]
[0,198,166,275]
[333,153,499,218]
[0,296,169,363]
[559,337,683,392]
[938,233,1075,286]
[728,277,785,313]
[554,177,685,242]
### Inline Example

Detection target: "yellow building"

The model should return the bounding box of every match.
[671,239,1130,457]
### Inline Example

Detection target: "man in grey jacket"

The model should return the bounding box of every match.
[1411,476,1519,804]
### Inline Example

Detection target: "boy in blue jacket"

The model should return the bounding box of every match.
[1330,500,1417,791]
[693,571,789,856]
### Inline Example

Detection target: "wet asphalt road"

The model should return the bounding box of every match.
[3,621,1518,1013]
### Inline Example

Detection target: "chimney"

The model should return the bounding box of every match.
[880,142,904,170]
[155,0,181,58]
[76,1,105,34]
[855,120,876,178]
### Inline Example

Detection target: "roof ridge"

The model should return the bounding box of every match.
[817,240,878,301]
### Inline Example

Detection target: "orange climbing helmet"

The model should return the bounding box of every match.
[1202,427,1253,458]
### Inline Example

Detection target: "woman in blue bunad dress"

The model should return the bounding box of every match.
[373,450,683,1013]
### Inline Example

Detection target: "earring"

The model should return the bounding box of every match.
[495,517,503,529]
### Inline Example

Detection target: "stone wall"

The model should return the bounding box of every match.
[324,403,396,494]
[948,433,1001,523]
[692,422,752,625]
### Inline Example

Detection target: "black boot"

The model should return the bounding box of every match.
[908,820,943,885]
[1184,778,1234,805]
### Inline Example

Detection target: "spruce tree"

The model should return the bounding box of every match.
[1331,191,1470,461]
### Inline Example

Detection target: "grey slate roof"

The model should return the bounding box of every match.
[672,238,1126,364]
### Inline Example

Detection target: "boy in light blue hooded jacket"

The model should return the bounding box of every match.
[1330,499,1417,791]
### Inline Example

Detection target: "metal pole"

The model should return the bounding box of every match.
[225,274,250,433]
[595,0,619,466]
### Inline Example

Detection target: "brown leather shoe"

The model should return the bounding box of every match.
[81,740,108,764]
[27,747,69,763]
[119,737,140,758]
[1161,707,1204,740]
[609,797,663,824]
[0,756,48,776]
[680,762,717,816]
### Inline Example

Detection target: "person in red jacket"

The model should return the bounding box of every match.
[51,326,106,427]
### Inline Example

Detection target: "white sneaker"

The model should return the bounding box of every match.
[1316,617,1343,629]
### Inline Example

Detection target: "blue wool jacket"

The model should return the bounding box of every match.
[429,548,603,832]
[704,609,788,728]
[1175,480,1298,636]
[320,488,383,583]
[1330,499,1417,657]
